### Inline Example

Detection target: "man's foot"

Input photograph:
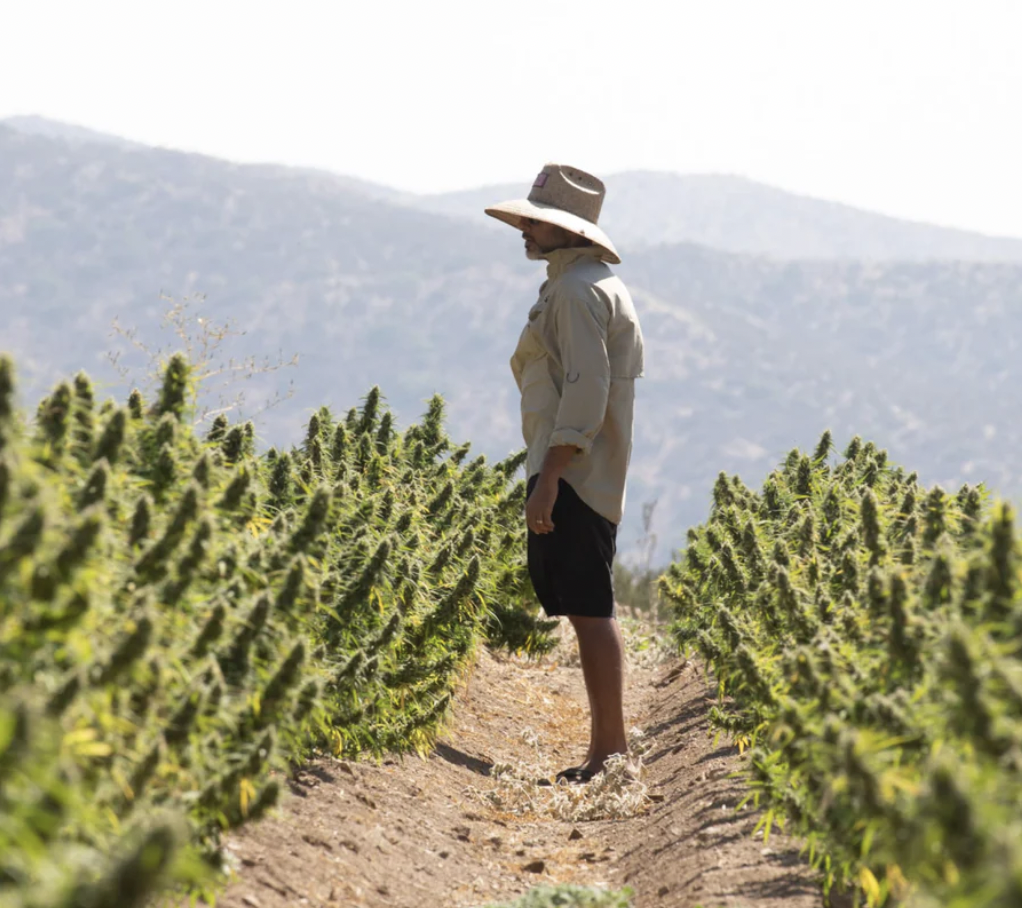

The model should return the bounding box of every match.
[555,766,596,785]
[581,753,641,780]
[539,764,589,786]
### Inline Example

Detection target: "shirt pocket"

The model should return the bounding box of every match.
[528,290,551,322]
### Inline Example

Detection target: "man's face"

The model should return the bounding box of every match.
[522,218,577,260]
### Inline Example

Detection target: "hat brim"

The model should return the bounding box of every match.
[484,199,621,265]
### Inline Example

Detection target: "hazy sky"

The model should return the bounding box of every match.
[3,0,1021,237]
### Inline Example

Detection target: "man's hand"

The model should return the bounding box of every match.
[527,445,578,534]
[527,476,559,534]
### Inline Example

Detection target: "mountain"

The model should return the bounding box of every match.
[9,116,1022,263]
[2,114,145,150]
[415,172,1022,263]
[622,245,1021,540]
[2,121,1021,561]
[2,115,411,205]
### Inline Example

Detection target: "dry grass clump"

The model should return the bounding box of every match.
[471,727,653,823]
[546,753,649,823]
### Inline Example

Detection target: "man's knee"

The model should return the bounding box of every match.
[568,614,617,635]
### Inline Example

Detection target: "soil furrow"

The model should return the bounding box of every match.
[206,637,823,908]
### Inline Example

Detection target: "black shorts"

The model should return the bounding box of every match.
[526,475,618,619]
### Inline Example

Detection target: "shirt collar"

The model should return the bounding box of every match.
[541,246,604,280]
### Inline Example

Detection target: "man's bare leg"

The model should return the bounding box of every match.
[568,615,628,772]
[570,624,597,765]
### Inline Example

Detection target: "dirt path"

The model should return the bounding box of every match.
[207,630,822,908]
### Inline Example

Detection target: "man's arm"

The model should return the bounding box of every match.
[526,286,611,535]
[526,444,577,534]
[549,286,611,455]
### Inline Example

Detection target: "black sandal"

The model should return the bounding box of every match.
[555,766,595,784]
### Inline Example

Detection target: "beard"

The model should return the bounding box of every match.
[524,238,551,261]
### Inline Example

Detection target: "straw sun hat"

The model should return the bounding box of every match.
[484,163,621,265]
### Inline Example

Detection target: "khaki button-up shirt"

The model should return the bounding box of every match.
[510,246,645,525]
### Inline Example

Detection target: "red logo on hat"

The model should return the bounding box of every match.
[533,173,548,188]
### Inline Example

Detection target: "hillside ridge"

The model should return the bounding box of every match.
[7,115,1022,261]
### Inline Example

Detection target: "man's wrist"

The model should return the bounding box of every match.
[536,470,560,490]
[537,444,577,488]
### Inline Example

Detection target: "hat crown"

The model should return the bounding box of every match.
[527,163,605,225]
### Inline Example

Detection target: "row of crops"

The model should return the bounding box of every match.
[660,432,1022,907]
[6,345,1019,908]
[0,353,557,908]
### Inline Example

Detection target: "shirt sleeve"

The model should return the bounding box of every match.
[549,284,611,455]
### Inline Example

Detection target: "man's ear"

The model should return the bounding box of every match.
[565,229,593,249]
[555,227,579,248]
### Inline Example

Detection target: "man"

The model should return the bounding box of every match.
[485,164,645,783]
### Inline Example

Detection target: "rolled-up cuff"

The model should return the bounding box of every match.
[549,428,595,455]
